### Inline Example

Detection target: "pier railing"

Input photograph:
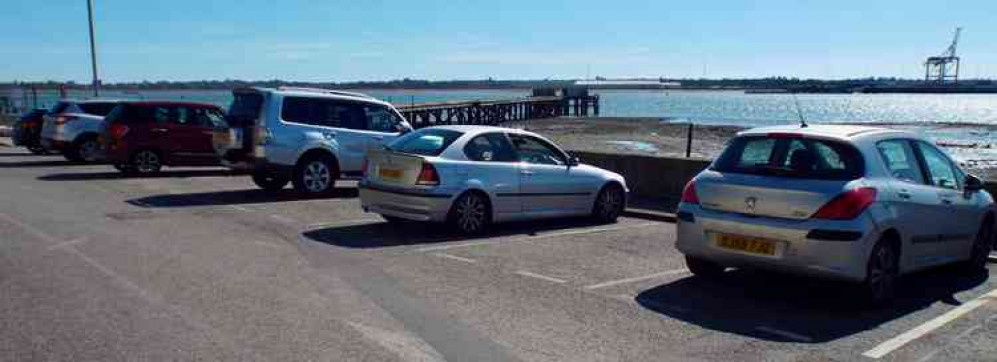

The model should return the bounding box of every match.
[396,94,599,129]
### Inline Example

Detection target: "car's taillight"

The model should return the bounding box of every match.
[681,180,700,204]
[812,187,877,220]
[110,124,129,139]
[416,162,440,186]
[55,116,77,125]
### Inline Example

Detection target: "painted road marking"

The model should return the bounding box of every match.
[417,222,660,253]
[863,288,997,359]
[0,212,58,243]
[755,326,813,343]
[307,218,383,229]
[915,324,985,362]
[514,270,567,284]
[229,205,253,213]
[433,253,477,264]
[46,237,88,251]
[269,214,298,225]
[584,269,690,290]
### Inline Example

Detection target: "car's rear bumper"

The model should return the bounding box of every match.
[359,182,455,222]
[675,203,879,282]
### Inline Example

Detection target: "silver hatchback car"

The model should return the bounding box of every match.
[676,125,994,304]
[359,126,628,234]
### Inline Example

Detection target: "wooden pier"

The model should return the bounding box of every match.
[396,88,599,129]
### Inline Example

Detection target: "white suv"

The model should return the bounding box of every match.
[41,100,121,162]
[213,87,413,195]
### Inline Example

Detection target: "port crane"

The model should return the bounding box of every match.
[925,27,962,83]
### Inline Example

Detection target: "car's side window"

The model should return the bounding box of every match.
[173,107,194,126]
[152,106,173,126]
[464,133,518,162]
[204,108,227,128]
[281,97,314,125]
[876,139,926,184]
[916,141,960,190]
[365,106,402,133]
[509,134,566,166]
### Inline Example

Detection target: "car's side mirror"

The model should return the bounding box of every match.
[567,156,580,167]
[965,174,985,192]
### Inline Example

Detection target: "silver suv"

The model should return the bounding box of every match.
[41,100,121,162]
[213,87,413,195]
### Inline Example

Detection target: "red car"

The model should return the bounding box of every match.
[101,101,227,174]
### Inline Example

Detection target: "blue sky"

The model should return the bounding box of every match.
[2,0,996,82]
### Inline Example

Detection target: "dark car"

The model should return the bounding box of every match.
[12,108,50,154]
[101,102,227,174]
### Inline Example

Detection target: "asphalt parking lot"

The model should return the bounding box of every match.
[1,144,997,361]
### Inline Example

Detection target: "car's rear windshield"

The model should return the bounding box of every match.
[712,135,864,180]
[49,102,69,114]
[388,129,463,156]
[78,102,118,116]
[227,92,263,127]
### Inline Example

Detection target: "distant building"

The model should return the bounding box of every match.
[574,80,681,89]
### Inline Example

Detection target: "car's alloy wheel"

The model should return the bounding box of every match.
[132,150,162,174]
[966,221,993,271]
[302,161,332,193]
[593,184,624,223]
[864,241,898,306]
[451,193,488,234]
[78,138,101,162]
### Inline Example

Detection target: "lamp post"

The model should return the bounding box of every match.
[86,0,100,97]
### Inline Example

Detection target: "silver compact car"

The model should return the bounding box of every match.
[676,125,995,304]
[359,126,628,234]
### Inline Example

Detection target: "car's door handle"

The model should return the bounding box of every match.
[941,198,954,205]
[897,192,911,200]
[520,170,534,176]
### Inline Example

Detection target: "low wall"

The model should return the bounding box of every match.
[571,150,997,205]
[571,151,711,204]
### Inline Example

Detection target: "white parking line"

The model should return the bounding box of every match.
[306,219,382,229]
[433,253,477,264]
[229,205,253,213]
[862,288,997,359]
[417,222,660,253]
[755,326,813,343]
[584,269,690,290]
[915,324,984,362]
[269,214,298,225]
[46,238,88,251]
[514,270,567,284]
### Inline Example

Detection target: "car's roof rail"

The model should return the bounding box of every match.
[276,86,375,100]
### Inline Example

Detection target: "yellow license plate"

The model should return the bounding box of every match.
[716,233,778,256]
[379,169,403,180]
[213,132,231,143]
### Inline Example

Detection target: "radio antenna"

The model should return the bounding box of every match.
[792,93,808,128]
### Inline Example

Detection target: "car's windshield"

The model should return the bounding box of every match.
[387,129,463,156]
[713,135,864,180]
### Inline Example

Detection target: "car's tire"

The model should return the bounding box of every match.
[592,183,625,223]
[131,149,163,174]
[27,145,47,155]
[74,135,102,163]
[252,171,289,192]
[686,256,725,278]
[447,191,490,235]
[113,163,134,173]
[381,215,408,224]
[963,219,993,272]
[63,147,83,162]
[292,154,338,196]
[862,238,900,306]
